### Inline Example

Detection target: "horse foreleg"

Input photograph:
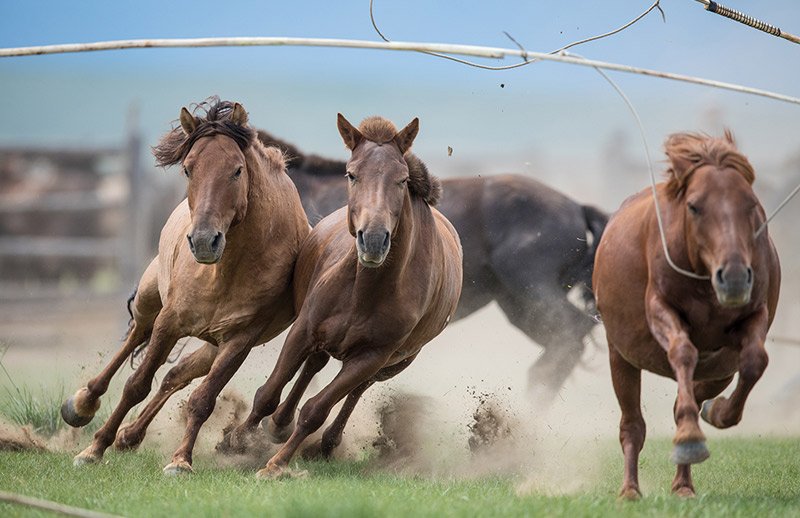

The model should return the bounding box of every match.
[62,259,161,428]
[609,345,645,500]
[73,311,180,466]
[164,340,253,475]
[220,323,312,453]
[647,294,708,467]
[115,342,217,451]
[671,376,735,497]
[701,306,769,429]
[257,352,388,479]
[265,351,330,444]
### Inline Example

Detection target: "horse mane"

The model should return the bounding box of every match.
[358,116,442,206]
[664,131,755,197]
[153,97,256,168]
[257,130,345,176]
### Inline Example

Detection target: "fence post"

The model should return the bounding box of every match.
[123,102,148,289]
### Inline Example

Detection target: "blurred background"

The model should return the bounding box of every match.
[1,0,799,453]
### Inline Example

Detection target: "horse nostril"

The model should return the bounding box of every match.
[715,268,725,286]
[382,231,390,250]
[186,235,195,252]
[211,232,223,252]
[746,267,753,285]
[357,230,365,249]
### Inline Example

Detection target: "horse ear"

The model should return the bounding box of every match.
[231,103,248,126]
[723,128,736,145]
[394,117,419,154]
[179,107,196,135]
[337,113,363,150]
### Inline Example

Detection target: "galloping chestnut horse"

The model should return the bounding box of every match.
[593,132,780,499]
[60,100,309,474]
[223,115,462,477]
[257,130,607,407]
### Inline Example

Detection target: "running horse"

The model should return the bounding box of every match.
[257,130,607,407]
[222,115,462,476]
[593,132,780,499]
[60,99,310,474]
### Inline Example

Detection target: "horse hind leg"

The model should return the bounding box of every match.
[496,294,591,410]
[115,342,217,451]
[609,345,646,500]
[62,265,161,428]
[73,311,180,466]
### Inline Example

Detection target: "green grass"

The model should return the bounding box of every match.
[1,438,799,517]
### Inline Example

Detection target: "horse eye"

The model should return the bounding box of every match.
[399,177,409,186]
[183,167,191,178]
[232,167,242,179]
[345,172,356,182]
[687,202,700,215]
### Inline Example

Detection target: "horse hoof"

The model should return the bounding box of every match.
[301,440,334,461]
[618,486,642,501]
[60,396,96,428]
[673,486,696,499]
[256,463,307,480]
[670,441,710,465]
[73,452,100,467]
[163,461,194,476]
[263,416,294,444]
[700,399,715,425]
[114,425,142,451]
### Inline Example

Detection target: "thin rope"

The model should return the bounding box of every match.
[579,58,710,280]
[694,0,800,45]
[369,0,664,72]
[755,181,800,238]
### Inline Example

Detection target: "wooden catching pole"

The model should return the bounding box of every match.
[0,491,122,518]
[0,36,799,106]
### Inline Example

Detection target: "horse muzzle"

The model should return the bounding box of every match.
[187,228,226,264]
[712,262,753,307]
[355,228,391,268]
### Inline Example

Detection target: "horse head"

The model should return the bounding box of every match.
[337,114,419,268]
[154,100,255,264]
[665,132,764,307]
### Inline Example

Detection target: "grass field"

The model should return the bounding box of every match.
[1,437,798,517]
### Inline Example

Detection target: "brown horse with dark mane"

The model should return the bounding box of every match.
[60,99,309,474]
[221,115,462,476]
[257,130,607,408]
[593,132,780,499]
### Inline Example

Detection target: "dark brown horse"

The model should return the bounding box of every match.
[593,132,781,499]
[222,115,462,477]
[257,130,607,407]
[60,100,309,474]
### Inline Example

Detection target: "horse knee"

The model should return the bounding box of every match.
[184,391,215,424]
[667,340,698,370]
[739,348,768,384]
[297,398,328,436]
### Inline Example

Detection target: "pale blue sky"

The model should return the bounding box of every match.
[1,1,798,207]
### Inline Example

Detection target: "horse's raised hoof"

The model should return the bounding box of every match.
[255,463,307,480]
[263,416,294,444]
[60,389,99,428]
[163,460,194,476]
[618,486,642,501]
[673,486,696,499]
[700,399,716,425]
[114,424,143,451]
[670,441,710,465]
[73,451,101,467]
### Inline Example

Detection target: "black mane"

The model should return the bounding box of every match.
[257,130,346,177]
[153,98,256,168]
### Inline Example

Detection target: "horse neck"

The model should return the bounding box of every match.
[375,192,433,277]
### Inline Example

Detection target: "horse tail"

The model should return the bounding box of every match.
[124,285,150,369]
[570,204,609,315]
